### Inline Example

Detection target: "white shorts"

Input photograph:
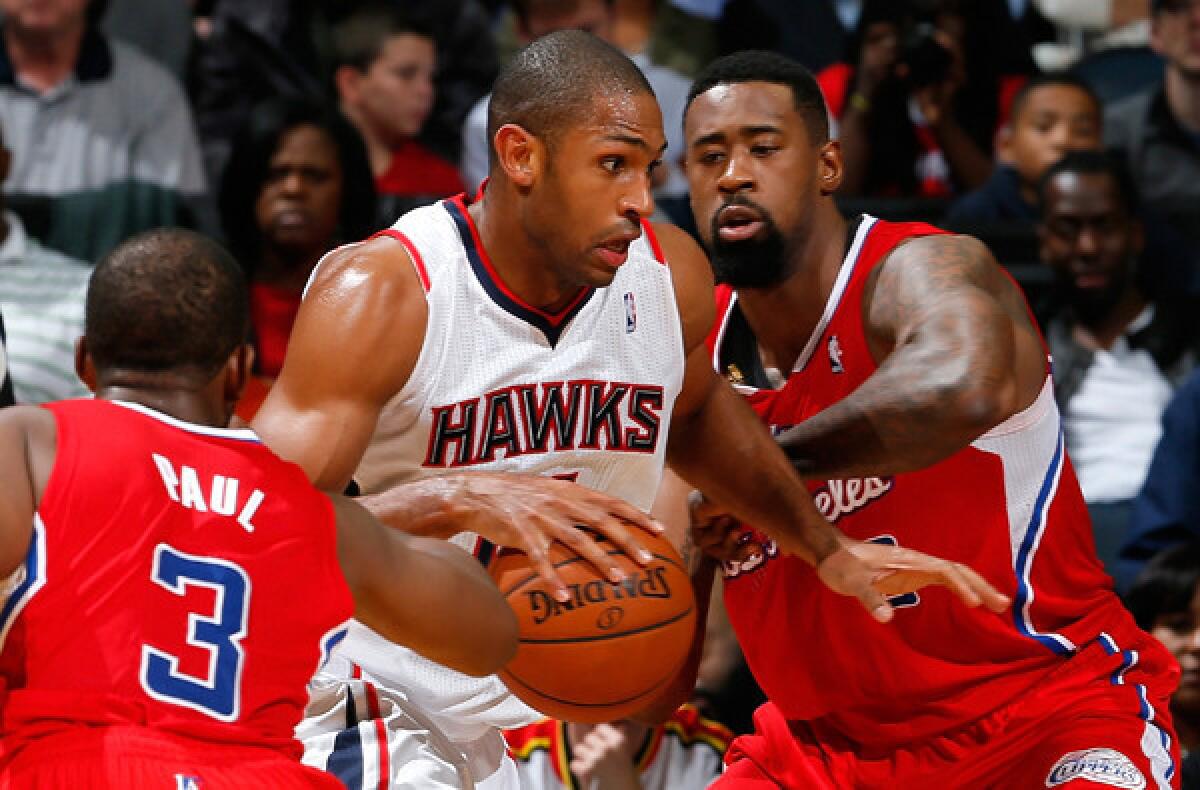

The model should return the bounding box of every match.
[298,637,540,790]
[298,673,521,790]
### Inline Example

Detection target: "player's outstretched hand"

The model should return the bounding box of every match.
[450,472,663,601]
[818,539,1010,623]
[687,489,759,566]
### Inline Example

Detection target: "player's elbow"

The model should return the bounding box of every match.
[460,602,519,677]
[948,382,1010,435]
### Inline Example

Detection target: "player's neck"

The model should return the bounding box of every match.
[96,380,229,429]
[735,205,847,373]
[469,190,583,314]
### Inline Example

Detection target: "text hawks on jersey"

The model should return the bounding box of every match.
[423,379,665,468]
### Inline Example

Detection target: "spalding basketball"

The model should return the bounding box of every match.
[490,530,696,723]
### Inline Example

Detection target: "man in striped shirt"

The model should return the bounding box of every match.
[0,127,89,403]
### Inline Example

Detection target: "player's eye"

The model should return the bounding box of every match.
[601,156,624,174]
[750,144,779,157]
[697,150,725,166]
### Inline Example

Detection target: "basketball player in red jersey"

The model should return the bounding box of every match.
[683,50,1181,788]
[251,30,1006,790]
[0,229,518,788]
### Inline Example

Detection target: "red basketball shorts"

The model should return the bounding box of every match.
[0,724,343,789]
[716,634,1180,789]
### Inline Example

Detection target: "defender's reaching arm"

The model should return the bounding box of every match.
[776,233,1048,478]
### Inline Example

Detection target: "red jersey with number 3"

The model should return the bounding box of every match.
[0,399,354,760]
[706,216,1174,748]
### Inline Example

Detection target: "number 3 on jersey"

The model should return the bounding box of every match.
[139,544,251,722]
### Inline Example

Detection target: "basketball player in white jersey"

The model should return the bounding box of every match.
[251,30,1007,790]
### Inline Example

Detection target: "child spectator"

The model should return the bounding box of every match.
[946,73,1102,223]
[333,3,464,226]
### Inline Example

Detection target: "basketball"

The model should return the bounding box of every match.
[490,530,697,723]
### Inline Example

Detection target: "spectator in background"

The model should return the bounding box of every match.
[1124,542,1200,784]
[1106,0,1200,236]
[1120,371,1200,589]
[821,0,1035,200]
[333,3,463,226]
[946,73,1102,224]
[188,0,329,188]
[0,126,89,404]
[0,0,208,262]
[504,707,731,790]
[461,0,691,217]
[219,98,375,408]
[1037,150,1199,573]
[394,0,498,164]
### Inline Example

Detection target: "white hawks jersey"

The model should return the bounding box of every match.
[321,193,686,741]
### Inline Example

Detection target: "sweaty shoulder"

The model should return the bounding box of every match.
[649,221,716,355]
[305,234,427,307]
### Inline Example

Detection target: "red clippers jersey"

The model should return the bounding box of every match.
[707,216,1172,747]
[0,399,354,760]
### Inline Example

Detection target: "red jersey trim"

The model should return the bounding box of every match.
[369,229,431,292]
[641,220,667,265]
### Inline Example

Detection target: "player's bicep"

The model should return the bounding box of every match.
[870,235,1023,419]
[253,239,428,490]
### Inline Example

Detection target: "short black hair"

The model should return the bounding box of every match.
[331,2,434,72]
[219,97,377,269]
[1125,542,1200,631]
[1038,149,1141,218]
[86,229,248,379]
[1008,72,1101,125]
[486,30,654,171]
[685,50,830,143]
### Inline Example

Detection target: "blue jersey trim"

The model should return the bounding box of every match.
[1011,430,1075,655]
[0,516,47,646]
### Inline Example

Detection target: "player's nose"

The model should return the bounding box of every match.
[717,153,754,194]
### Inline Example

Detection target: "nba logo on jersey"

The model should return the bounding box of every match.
[175,775,203,790]
[828,335,844,373]
[624,292,637,333]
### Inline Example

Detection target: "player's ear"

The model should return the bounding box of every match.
[494,123,541,189]
[817,140,843,196]
[74,336,97,393]
[220,344,253,412]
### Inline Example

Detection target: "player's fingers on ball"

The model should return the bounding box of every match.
[555,520,630,582]
[594,723,625,747]
[520,524,569,599]
[586,513,655,566]
[598,494,663,534]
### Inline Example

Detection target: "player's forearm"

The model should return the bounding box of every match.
[358,477,475,539]
[777,343,1011,478]
[666,383,841,566]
